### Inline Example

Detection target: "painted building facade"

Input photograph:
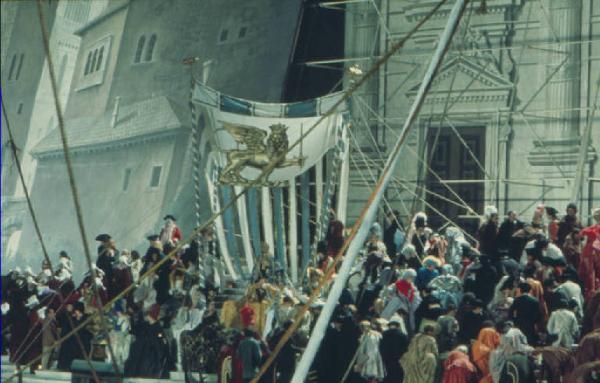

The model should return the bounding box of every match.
[343,0,599,233]
[8,0,303,276]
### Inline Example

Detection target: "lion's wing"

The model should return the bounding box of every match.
[222,122,267,151]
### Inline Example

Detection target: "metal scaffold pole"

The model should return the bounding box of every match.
[290,1,469,382]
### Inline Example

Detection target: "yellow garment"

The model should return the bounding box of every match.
[220,300,240,328]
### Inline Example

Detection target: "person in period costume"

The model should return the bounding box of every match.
[354,321,385,383]
[442,346,478,383]
[546,298,579,347]
[489,328,533,383]
[130,250,143,283]
[574,329,600,367]
[108,255,133,302]
[409,212,431,257]
[57,302,93,371]
[545,207,560,244]
[537,347,576,383]
[55,251,73,282]
[95,234,118,284]
[472,327,501,383]
[415,286,444,332]
[510,282,543,345]
[143,235,172,305]
[497,211,525,261]
[578,208,600,299]
[399,244,423,271]
[458,299,485,344]
[384,209,405,259]
[479,206,500,261]
[326,210,345,256]
[400,327,438,383]
[380,314,409,383]
[108,300,131,366]
[582,290,600,335]
[314,312,361,383]
[181,302,224,383]
[172,295,204,369]
[415,257,441,291]
[160,215,182,254]
[237,328,262,383]
[266,319,299,383]
[124,304,170,378]
[445,227,470,273]
[557,203,582,248]
[381,269,421,333]
[437,304,460,353]
[469,255,499,306]
[201,227,222,294]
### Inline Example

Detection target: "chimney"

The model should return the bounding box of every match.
[111,96,121,128]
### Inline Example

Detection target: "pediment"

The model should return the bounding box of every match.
[406,56,512,106]
[409,56,511,94]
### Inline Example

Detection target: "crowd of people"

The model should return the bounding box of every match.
[2,205,600,383]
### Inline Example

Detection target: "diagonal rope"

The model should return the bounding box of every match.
[4,1,451,381]
[1,99,102,382]
[34,0,121,379]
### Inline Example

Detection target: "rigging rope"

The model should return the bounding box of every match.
[34,0,121,379]
[3,0,446,379]
[1,100,102,382]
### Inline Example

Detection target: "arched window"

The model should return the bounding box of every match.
[57,55,68,86]
[96,46,104,71]
[15,54,24,80]
[84,51,93,75]
[8,54,17,80]
[134,35,145,63]
[90,49,98,73]
[145,34,156,62]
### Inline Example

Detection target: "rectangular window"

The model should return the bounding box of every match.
[17,103,23,114]
[149,166,162,188]
[78,35,112,91]
[122,168,132,191]
[238,27,247,39]
[15,54,24,80]
[219,29,229,42]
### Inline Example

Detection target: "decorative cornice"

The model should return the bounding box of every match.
[527,139,597,167]
[33,126,190,160]
[402,0,523,22]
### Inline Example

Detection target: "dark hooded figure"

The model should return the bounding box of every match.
[479,209,500,261]
[57,302,93,371]
[471,256,499,305]
[458,299,486,344]
[124,304,169,378]
[380,316,409,383]
[267,320,299,383]
[510,282,543,345]
[314,309,361,383]
[497,211,525,260]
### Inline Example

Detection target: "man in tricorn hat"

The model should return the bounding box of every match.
[160,215,182,254]
[95,234,118,284]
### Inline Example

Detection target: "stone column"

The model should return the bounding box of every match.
[543,0,581,139]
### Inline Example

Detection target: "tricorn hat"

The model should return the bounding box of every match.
[95,234,112,242]
[147,234,160,241]
[163,215,176,221]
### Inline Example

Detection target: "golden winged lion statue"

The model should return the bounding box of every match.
[218,122,306,186]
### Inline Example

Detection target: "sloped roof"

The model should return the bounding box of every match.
[32,96,189,157]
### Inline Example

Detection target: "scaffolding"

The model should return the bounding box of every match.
[325,0,599,229]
